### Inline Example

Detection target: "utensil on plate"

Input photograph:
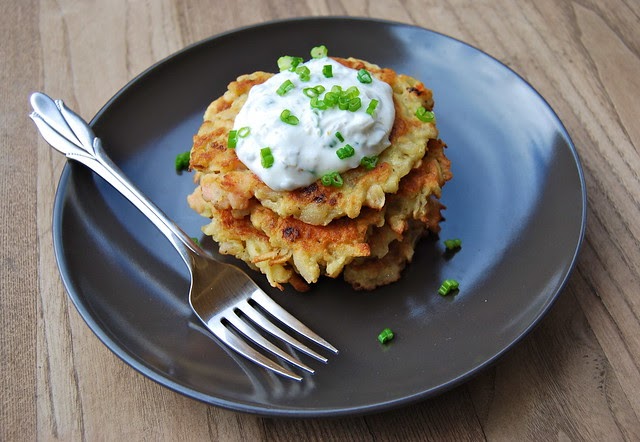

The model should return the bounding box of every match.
[29,92,338,381]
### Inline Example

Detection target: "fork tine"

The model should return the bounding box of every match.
[207,320,303,381]
[237,300,328,363]
[223,313,315,373]
[251,291,339,354]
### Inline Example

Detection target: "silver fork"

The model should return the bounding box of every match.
[30,92,338,381]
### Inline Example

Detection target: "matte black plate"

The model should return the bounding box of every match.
[53,17,586,417]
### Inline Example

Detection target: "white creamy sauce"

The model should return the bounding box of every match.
[232,57,395,191]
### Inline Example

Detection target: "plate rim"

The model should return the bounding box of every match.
[51,16,587,417]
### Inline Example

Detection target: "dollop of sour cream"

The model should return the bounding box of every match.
[232,57,395,191]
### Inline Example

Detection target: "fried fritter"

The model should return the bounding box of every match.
[188,139,451,290]
[189,57,438,226]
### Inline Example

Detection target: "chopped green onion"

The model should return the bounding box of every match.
[280,109,299,125]
[331,85,343,94]
[320,174,332,186]
[260,147,274,168]
[338,95,350,110]
[360,156,378,170]
[444,238,462,250]
[320,171,343,187]
[324,91,339,107]
[348,97,362,112]
[227,130,238,149]
[276,79,295,96]
[322,64,333,78]
[175,151,190,171]
[345,86,360,98]
[416,106,435,122]
[335,132,344,142]
[303,87,319,98]
[277,55,303,72]
[303,85,325,98]
[366,99,379,116]
[237,127,250,138]
[336,144,355,159]
[310,96,328,110]
[191,237,201,246]
[295,65,311,81]
[438,279,460,296]
[377,328,394,344]
[310,45,328,58]
[357,68,373,84]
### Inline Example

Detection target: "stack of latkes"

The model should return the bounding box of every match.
[187,58,452,291]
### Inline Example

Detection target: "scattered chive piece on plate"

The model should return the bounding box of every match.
[444,238,462,250]
[175,151,190,171]
[378,328,394,344]
[438,279,460,296]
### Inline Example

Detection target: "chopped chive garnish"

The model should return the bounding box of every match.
[338,95,350,110]
[438,279,460,296]
[277,55,303,72]
[260,147,274,168]
[295,65,311,81]
[321,174,332,186]
[331,85,343,94]
[175,151,190,171]
[310,96,328,110]
[310,45,328,58]
[348,97,362,112]
[303,87,319,98]
[324,91,338,106]
[366,99,379,116]
[322,64,333,78]
[360,155,378,170]
[377,328,394,344]
[303,85,325,98]
[345,86,360,98]
[416,106,435,122]
[227,130,238,149]
[357,68,373,84]
[320,171,343,187]
[191,237,201,246]
[444,238,462,250]
[276,79,295,96]
[335,132,344,142]
[280,109,299,125]
[237,127,250,138]
[336,144,355,159]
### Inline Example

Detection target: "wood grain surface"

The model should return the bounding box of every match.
[2,0,639,440]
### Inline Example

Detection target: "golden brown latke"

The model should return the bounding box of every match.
[189,57,439,226]
[188,139,451,290]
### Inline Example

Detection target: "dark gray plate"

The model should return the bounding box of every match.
[53,17,586,417]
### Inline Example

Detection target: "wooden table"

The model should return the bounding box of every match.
[3,0,639,440]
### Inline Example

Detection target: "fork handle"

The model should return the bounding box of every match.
[29,92,199,268]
